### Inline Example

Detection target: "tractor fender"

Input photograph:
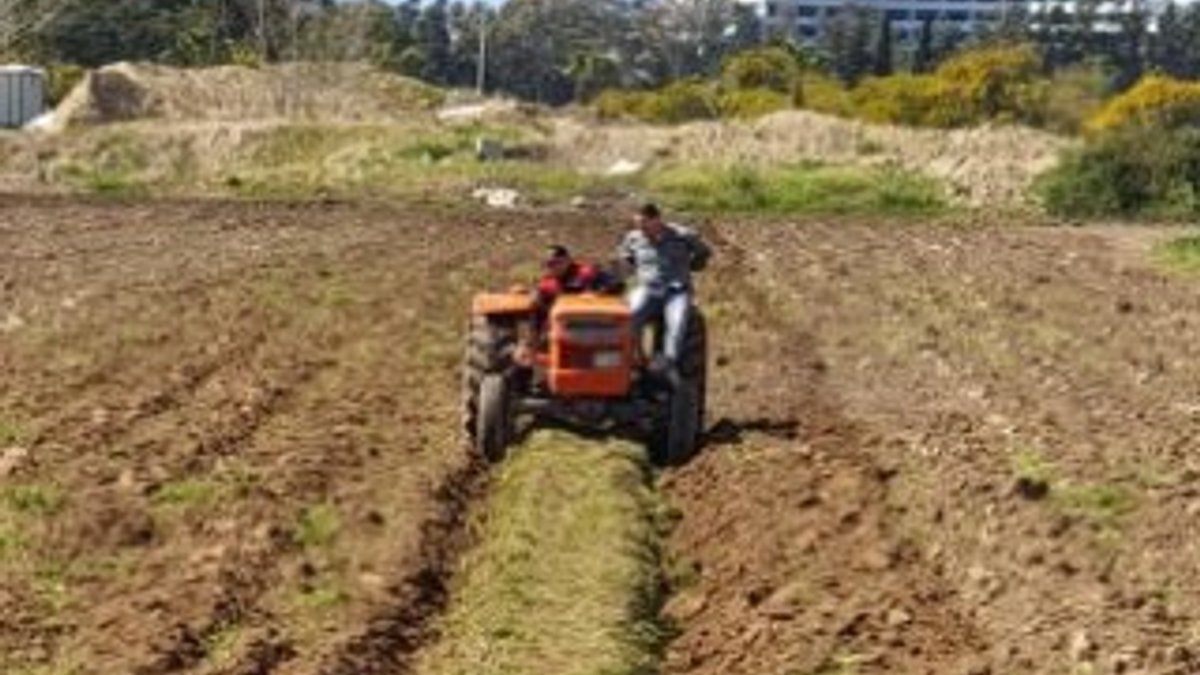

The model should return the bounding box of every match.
[472,292,536,317]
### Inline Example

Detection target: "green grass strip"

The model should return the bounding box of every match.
[418,430,666,675]
[1154,234,1200,274]
[647,163,948,217]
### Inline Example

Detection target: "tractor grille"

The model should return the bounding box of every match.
[560,319,624,346]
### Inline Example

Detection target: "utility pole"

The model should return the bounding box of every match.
[258,0,268,61]
[476,9,488,95]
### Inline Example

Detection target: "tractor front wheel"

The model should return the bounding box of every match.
[462,317,517,463]
[476,374,512,463]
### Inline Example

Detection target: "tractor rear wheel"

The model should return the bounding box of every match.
[653,308,708,466]
[681,310,708,433]
[462,317,517,462]
[659,378,702,466]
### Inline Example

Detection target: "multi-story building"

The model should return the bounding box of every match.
[740,0,1151,42]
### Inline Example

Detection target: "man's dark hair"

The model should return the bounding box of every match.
[639,203,661,220]
[547,244,571,261]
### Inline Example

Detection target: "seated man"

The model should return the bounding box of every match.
[533,245,618,331]
[536,245,605,309]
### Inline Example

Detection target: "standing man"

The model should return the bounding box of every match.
[619,203,712,382]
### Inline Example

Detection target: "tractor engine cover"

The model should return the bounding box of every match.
[547,295,634,398]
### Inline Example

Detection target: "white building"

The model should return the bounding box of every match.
[739,0,1157,41]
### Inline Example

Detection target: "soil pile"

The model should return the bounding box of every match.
[53,61,440,127]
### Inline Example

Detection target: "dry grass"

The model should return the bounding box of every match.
[418,431,667,675]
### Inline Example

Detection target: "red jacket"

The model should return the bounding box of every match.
[536,262,602,305]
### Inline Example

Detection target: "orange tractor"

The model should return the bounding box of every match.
[461,288,707,465]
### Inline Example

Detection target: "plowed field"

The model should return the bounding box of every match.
[3,197,1198,675]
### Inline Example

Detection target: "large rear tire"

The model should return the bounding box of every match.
[681,310,708,433]
[462,317,517,462]
[660,378,701,466]
[653,307,707,466]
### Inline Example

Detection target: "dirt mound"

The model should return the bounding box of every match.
[554,111,1073,206]
[53,61,441,127]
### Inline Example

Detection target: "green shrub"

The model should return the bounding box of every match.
[718,88,790,120]
[595,88,652,120]
[798,73,854,116]
[595,80,718,125]
[46,64,86,106]
[1038,127,1200,219]
[932,42,1044,122]
[721,47,800,95]
[1039,63,1111,134]
[1086,75,1200,133]
[849,43,1045,128]
[640,80,719,124]
[228,43,263,69]
[852,74,944,126]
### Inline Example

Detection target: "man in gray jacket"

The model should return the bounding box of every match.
[619,203,712,380]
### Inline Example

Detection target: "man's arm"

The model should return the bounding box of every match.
[615,231,638,277]
[683,227,712,271]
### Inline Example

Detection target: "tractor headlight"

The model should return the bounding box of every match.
[593,351,623,369]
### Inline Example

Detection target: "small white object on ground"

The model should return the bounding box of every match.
[472,187,522,209]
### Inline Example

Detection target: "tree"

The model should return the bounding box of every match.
[913,18,934,73]
[1109,5,1148,91]
[1151,2,1189,77]
[567,52,622,102]
[445,1,488,88]
[636,0,746,81]
[1183,4,1200,79]
[0,0,69,59]
[488,0,628,104]
[873,16,893,77]
[822,6,875,85]
[415,0,453,84]
[290,1,410,69]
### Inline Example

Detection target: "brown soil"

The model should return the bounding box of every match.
[665,219,1200,675]
[5,198,1200,675]
[0,198,607,675]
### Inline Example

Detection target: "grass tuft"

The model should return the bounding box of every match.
[151,479,222,511]
[3,485,66,517]
[297,581,349,610]
[1154,235,1200,274]
[1055,483,1139,529]
[0,417,29,446]
[295,502,340,550]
